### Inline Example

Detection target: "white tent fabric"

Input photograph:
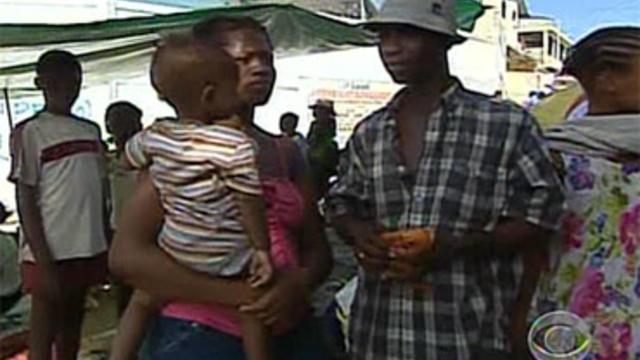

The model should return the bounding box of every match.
[0,35,158,92]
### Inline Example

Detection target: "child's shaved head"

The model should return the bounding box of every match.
[151,31,240,121]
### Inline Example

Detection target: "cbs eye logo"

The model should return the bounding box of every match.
[528,311,592,360]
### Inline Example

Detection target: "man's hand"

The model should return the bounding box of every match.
[384,228,456,281]
[347,220,390,274]
[240,269,310,332]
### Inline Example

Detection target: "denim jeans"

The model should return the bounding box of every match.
[140,315,330,360]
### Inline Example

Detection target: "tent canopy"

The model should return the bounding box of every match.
[0,2,485,91]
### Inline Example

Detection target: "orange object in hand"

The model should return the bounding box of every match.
[380,227,435,256]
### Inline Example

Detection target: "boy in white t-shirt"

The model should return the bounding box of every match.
[9,50,109,360]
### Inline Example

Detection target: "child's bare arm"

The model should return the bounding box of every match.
[235,191,273,287]
[235,192,270,252]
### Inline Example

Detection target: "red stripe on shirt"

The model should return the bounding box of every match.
[41,140,99,164]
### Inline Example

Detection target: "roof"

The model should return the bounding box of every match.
[517,0,529,16]
[0,1,485,91]
[125,0,229,8]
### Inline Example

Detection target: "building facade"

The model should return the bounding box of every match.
[518,16,572,72]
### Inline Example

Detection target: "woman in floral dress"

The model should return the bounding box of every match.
[531,26,640,359]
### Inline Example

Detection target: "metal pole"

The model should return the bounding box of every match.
[3,88,13,129]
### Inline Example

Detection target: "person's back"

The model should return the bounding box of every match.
[127,120,260,274]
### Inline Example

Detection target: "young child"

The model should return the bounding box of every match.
[9,50,109,360]
[109,33,274,360]
[103,101,143,314]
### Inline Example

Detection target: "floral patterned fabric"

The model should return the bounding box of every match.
[533,153,640,359]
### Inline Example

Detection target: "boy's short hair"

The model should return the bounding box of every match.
[106,101,143,120]
[36,50,80,76]
[280,112,299,122]
[192,16,270,46]
[565,26,640,79]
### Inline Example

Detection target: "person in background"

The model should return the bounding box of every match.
[9,50,109,360]
[0,202,21,314]
[105,101,142,155]
[307,99,337,144]
[279,112,308,158]
[325,0,565,358]
[528,26,640,360]
[307,99,339,198]
[103,101,143,314]
[524,90,541,109]
[104,101,143,234]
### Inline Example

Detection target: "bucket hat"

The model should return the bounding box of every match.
[364,0,460,39]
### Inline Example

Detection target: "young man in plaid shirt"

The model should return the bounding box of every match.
[326,0,565,359]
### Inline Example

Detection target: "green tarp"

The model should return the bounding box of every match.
[0,2,485,90]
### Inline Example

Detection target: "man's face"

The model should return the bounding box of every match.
[220,29,276,107]
[584,55,640,114]
[312,106,333,121]
[615,55,640,113]
[280,116,297,135]
[106,113,142,144]
[40,67,82,109]
[377,25,448,84]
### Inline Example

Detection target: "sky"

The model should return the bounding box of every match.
[525,0,640,40]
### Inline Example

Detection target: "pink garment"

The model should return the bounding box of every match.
[161,176,305,337]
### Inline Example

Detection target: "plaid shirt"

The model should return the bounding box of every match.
[326,81,565,360]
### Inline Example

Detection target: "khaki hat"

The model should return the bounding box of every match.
[365,0,460,39]
[309,99,336,115]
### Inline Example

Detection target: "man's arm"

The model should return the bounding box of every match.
[430,219,552,263]
[438,114,564,258]
[16,183,61,301]
[9,125,59,298]
[16,184,54,267]
[325,127,391,273]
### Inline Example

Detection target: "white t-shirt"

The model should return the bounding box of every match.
[9,112,108,262]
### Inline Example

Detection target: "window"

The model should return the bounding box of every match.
[512,11,517,21]
[501,0,506,18]
[519,32,543,48]
[560,43,567,60]
[548,33,557,57]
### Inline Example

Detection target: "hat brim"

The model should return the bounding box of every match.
[0,209,12,222]
[362,19,466,44]
[309,105,336,115]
